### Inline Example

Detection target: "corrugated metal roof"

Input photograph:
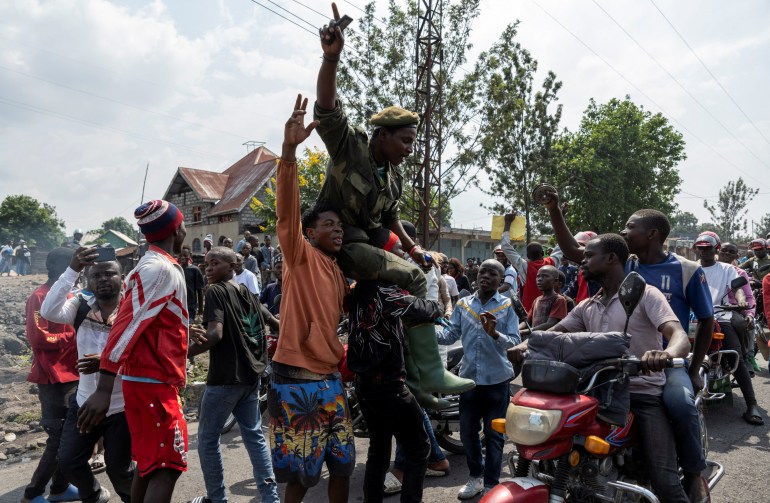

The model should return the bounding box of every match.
[162,146,278,216]
[103,229,138,247]
[163,167,228,202]
[209,146,278,216]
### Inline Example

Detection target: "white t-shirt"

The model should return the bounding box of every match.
[235,269,261,295]
[501,264,519,298]
[443,274,459,297]
[425,266,440,302]
[701,261,737,322]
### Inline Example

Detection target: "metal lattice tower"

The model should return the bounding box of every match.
[413,0,443,249]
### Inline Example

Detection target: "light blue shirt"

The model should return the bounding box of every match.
[438,291,520,385]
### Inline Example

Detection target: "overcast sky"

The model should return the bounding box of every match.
[2,0,769,237]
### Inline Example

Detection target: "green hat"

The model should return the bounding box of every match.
[370,106,419,128]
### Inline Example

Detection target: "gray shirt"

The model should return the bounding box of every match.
[557,285,679,395]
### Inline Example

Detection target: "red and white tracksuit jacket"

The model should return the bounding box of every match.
[100,245,189,388]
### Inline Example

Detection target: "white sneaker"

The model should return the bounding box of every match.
[457,477,484,500]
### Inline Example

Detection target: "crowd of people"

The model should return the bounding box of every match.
[13,5,770,503]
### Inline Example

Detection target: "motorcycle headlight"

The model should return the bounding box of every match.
[505,404,562,445]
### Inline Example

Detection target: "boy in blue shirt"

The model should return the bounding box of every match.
[438,259,520,499]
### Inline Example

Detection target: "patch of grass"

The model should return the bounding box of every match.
[16,353,32,366]
[10,410,41,424]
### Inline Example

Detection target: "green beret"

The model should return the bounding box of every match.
[370,106,419,127]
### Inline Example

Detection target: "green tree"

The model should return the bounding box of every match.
[99,217,138,240]
[337,0,485,236]
[670,210,699,239]
[755,213,770,238]
[473,22,562,242]
[0,195,66,249]
[553,97,684,234]
[703,177,758,241]
[254,147,328,232]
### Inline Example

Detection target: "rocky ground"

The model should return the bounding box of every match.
[0,274,51,466]
[0,274,207,468]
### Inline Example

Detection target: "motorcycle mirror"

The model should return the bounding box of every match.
[618,272,647,319]
[730,276,748,290]
[273,294,282,306]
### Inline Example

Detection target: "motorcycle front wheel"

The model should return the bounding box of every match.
[435,428,485,455]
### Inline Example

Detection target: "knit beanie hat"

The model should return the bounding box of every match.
[134,200,184,242]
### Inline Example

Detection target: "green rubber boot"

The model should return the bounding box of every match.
[404,349,452,410]
[749,354,761,373]
[407,323,475,394]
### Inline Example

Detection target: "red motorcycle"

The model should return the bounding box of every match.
[481,273,724,503]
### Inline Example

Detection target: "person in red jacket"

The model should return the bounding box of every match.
[77,200,195,503]
[23,247,80,503]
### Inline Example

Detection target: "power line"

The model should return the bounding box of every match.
[648,0,770,148]
[343,0,386,25]
[592,0,770,172]
[529,0,768,190]
[264,0,317,30]
[247,0,317,36]
[289,0,331,21]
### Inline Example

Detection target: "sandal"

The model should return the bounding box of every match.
[743,405,765,425]
[47,484,79,502]
[426,460,450,477]
[383,472,402,494]
[90,453,106,474]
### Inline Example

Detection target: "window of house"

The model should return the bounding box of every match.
[218,215,232,223]
[192,206,202,223]
[192,238,201,253]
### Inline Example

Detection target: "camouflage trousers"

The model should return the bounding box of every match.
[337,241,427,299]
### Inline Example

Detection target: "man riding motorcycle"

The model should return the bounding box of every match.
[509,233,697,503]
[740,238,770,281]
[695,233,763,426]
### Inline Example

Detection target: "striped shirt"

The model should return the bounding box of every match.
[100,245,189,387]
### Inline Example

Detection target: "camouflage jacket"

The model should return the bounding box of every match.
[314,100,402,243]
[740,255,770,281]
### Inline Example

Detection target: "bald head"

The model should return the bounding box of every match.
[208,246,237,264]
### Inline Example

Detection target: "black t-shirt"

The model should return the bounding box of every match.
[347,280,442,383]
[182,264,205,310]
[203,281,268,385]
[455,274,471,293]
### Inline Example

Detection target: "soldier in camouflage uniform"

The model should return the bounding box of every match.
[313,3,474,402]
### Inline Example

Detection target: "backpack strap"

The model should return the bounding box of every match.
[73,296,92,332]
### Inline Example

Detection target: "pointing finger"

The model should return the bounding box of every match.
[332,2,340,21]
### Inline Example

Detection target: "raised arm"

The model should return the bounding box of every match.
[502,213,526,279]
[276,95,320,264]
[41,247,99,324]
[542,187,584,263]
[316,3,345,110]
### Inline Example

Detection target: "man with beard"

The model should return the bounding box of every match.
[41,249,132,503]
[77,200,196,503]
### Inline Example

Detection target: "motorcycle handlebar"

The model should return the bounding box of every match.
[714,304,754,313]
[577,356,685,394]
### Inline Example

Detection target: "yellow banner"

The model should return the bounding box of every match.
[491,215,526,241]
